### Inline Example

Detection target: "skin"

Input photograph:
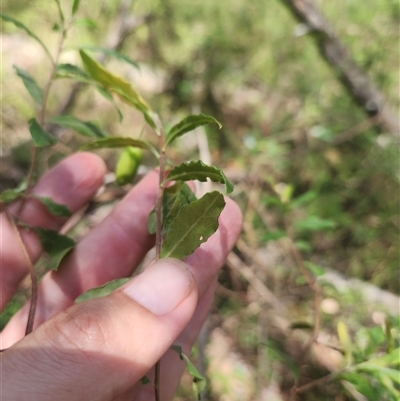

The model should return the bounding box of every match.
[0,152,243,401]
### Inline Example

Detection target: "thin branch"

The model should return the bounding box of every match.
[4,209,37,335]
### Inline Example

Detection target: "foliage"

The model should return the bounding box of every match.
[1,0,398,400]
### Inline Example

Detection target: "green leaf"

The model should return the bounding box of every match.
[72,0,81,15]
[29,118,58,147]
[304,261,325,277]
[160,191,225,260]
[79,50,157,130]
[79,46,139,69]
[294,216,337,232]
[81,137,158,157]
[148,182,197,235]
[164,160,234,194]
[96,87,123,122]
[34,196,72,217]
[34,228,75,270]
[1,188,24,203]
[14,66,43,104]
[338,321,353,365]
[165,114,221,147]
[115,147,143,185]
[53,0,64,26]
[55,63,91,82]
[75,278,129,303]
[72,18,98,29]
[49,115,107,138]
[0,14,53,62]
[262,229,286,242]
[171,345,206,398]
[139,375,152,385]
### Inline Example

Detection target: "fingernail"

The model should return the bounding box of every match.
[122,258,194,315]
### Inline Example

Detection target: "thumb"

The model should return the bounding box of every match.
[2,258,198,401]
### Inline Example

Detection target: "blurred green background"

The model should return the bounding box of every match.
[1,0,399,400]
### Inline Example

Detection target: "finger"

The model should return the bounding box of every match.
[130,279,217,401]
[1,169,159,346]
[1,152,106,310]
[2,259,199,401]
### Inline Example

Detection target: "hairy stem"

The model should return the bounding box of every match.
[5,210,37,335]
[13,20,71,336]
[154,123,166,401]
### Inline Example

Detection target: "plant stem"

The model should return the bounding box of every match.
[5,210,37,335]
[154,122,166,401]
[13,21,71,336]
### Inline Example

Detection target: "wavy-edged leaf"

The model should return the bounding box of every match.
[55,63,91,82]
[72,0,81,15]
[79,46,139,69]
[34,196,72,217]
[14,66,43,104]
[160,191,225,259]
[79,50,157,130]
[81,137,158,157]
[34,228,75,270]
[148,182,197,234]
[171,345,206,397]
[165,114,221,147]
[29,118,58,147]
[49,115,107,138]
[165,160,234,194]
[75,278,129,303]
[0,13,53,62]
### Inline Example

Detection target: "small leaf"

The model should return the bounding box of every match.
[294,216,337,232]
[49,115,107,138]
[165,160,234,194]
[55,63,91,82]
[160,191,225,260]
[139,376,152,385]
[304,261,325,277]
[34,228,75,270]
[171,345,206,398]
[148,182,197,235]
[29,118,58,147]
[53,0,65,26]
[34,196,72,217]
[14,66,43,104]
[165,114,221,147]
[1,188,24,203]
[338,321,353,366]
[79,50,157,130]
[81,137,158,157]
[72,18,98,29]
[75,278,130,302]
[115,147,143,185]
[72,0,81,15]
[79,46,139,69]
[96,87,123,122]
[0,13,53,61]
[262,229,286,242]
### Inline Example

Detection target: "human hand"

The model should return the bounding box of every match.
[1,152,242,401]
